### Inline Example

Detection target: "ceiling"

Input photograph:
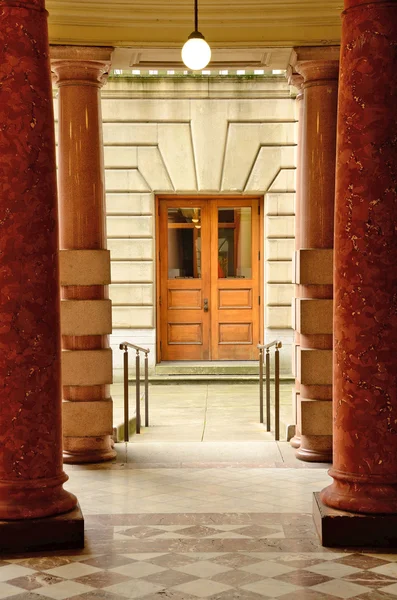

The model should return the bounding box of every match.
[47,1,343,49]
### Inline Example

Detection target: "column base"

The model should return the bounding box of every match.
[295,435,332,462]
[313,492,397,548]
[290,435,301,449]
[0,503,84,554]
[63,435,116,464]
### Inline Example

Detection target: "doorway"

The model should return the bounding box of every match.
[157,196,262,361]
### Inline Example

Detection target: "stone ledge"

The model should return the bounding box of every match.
[313,492,397,548]
[0,504,84,554]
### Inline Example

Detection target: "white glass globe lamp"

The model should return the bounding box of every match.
[182,31,211,71]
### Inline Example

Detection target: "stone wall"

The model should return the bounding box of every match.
[55,74,297,378]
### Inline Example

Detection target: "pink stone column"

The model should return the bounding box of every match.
[289,74,304,450]
[321,0,397,513]
[52,47,116,464]
[294,60,338,462]
[0,0,77,518]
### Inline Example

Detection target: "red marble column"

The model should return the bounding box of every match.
[289,74,304,450]
[321,0,397,513]
[295,59,338,462]
[52,47,116,464]
[0,0,77,518]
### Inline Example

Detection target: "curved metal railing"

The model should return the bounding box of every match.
[119,342,150,440]
[258,341,282,440]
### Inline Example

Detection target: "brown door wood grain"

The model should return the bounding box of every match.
[158,197,260,361]
[210,198,260,360]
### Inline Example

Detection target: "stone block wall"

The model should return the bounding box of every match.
[54,75,297,378]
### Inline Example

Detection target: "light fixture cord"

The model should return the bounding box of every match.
[195,0,198,32]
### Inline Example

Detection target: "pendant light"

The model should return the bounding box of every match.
[181,0,211,71]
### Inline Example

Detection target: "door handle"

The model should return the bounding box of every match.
[203,298,209,312]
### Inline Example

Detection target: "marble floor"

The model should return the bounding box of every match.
[2,440,397,600]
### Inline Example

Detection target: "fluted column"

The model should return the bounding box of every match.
[320,0,397,516]
[289,74,304,450]
[0,0,77,522]
[295,59,338,462]
[51,47,116,464]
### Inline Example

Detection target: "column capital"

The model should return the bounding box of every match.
[288,73,304,100]
[296,60,339,85]
[50,45,114,87]
[288,73,304,90]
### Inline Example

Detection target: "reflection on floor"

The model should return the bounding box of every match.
[2,441,397,600]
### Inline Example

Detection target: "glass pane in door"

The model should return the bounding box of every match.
[217,207,252,278]
[168,208,201,278]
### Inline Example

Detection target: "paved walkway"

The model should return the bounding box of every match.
[112,382,294,443]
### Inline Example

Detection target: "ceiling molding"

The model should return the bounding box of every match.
[47,1,343,48]
[110,47,294,70]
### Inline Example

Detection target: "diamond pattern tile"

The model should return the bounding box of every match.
[2,461,397,600]
[172,577,233,597]
[175,560,232,578]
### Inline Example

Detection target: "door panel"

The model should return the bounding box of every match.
[218,288,253,309]
[168,323,203,344]
[159,200,210,360]
[218,322,253,344]
[168,288,202,309]
[210,199,259,360]
[158,197,260,361]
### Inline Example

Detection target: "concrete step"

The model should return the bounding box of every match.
[148,374,260,384]
[127,374,293,385]
[155,361,260,376]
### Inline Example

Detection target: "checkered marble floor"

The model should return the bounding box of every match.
[2,449,397,599]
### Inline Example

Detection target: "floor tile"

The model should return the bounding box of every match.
[73,572,132,588]
[241,578,302,597]
[211,553,265,569]
[241,561,296,577]
[8,574,64,592]
[30,581,95,600]
[43,565,100,581]
[343,571,397,588]
[78,556,135,569]
[275,568,332,587]
[310,580,372,599]
[379,584,397,596]
[352,592,397,600]
[277,590,340,600]
[304,562,363,578]
[211,568,265,587]
[372,564,397,579]
[103,579,165,599]
[69,592,129,600]
[144,569,198,587]
[333,554,391,570]
[0,566,36,583]
[110,562,166,578]
[0,583,28,599]
[171,578,232,598]
[175,560,232,578]
[147,554,199,569]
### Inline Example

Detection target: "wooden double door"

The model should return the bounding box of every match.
[157,197,261,361]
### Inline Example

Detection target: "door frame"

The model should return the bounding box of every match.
[155,194,264,363]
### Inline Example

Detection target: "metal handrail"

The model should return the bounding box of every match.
[119,342,150,440]
[258,341,282,440]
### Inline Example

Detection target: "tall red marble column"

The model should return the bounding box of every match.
[289,74,304,450]
[295,59,338,462]
[0,0,78,525]
[51,47,116,464]
[319,0,397,521]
